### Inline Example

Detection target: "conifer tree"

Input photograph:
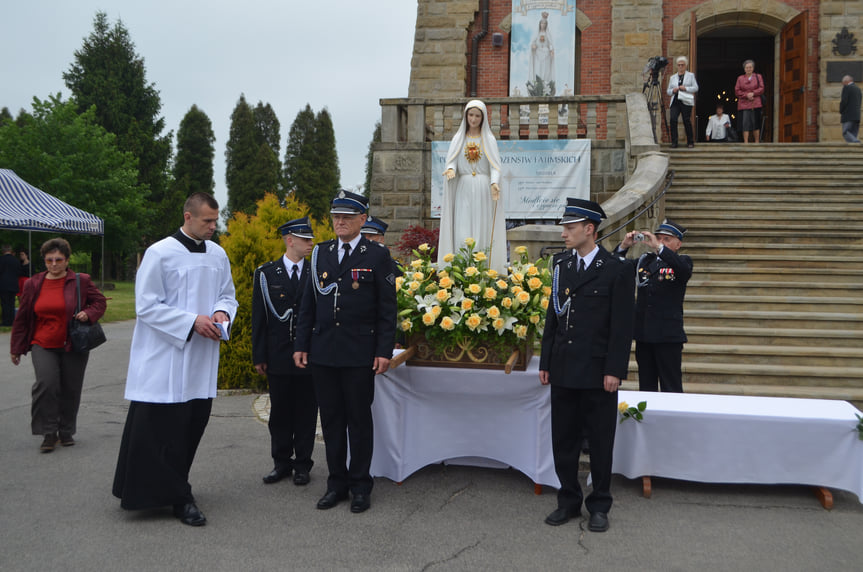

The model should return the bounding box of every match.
[284,105,341,220]
[174,104,216,196]
[364,121,382,195]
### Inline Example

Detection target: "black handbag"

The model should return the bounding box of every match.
[68,273,106,352]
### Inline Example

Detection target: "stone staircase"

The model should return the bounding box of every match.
[627,143,863,404]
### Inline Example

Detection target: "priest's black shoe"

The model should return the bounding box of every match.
[350,493,370,513]
[293,471,310,486]
[262,466,291,484]
[588,511,609,532]
[173,502,207,527]
[316,490,348,510]
[544,506,581,526]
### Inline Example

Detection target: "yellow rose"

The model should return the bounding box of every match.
[511,285,523,295]
[395,276,404,290]
[492,317,505,331]
[466,313,482,330]
[483,287,497,300]
[516,291,531,304]
[465,266,479,277]
[431,305,442,317]
[542,285,552,296]
[410,259,423,269]
[501,297,513,309]
[528,277,543,291]
[464,237,476,248]
[440,316,455,331]
[438,270,449,278]
[485,269,499,279]
[529,314,541,324]
[473,251,487,262]
[422,312,436,326]
[418,243,430,252]
[515,325,528,339]
[425,283,438,292]
[511,272,524,283]
[461,298,474,311]
[514,245,528,255]
[618,401,629,414]
[468,283,481,295]
[527,265,539,276]
[401,319,412,332]
[487,306,501,319]
[438,276,454,289]
[408,281,420,291]
[413,271,424,281]
[495,279,508,290]
[435,289,450,303]
[443,253,455,263]
[540,297,549,310]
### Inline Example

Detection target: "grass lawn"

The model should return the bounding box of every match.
[0,281,136,333]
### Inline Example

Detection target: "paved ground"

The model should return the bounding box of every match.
[1,321,861,571]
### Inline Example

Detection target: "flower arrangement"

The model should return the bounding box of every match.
[618,401,647,423]
[396,239,551,363]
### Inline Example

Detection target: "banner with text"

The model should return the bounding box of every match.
[430,139,590,220]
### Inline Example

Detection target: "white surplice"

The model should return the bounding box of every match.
[124,236,238,403]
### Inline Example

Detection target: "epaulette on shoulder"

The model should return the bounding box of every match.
[256,260,276,272]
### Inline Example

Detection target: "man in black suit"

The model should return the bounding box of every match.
[0,244,21,326]
[252,217,318,486]
[294,190,398,514]
[539,198,635,533]
[614,220,693,393]
[840,75,862,143]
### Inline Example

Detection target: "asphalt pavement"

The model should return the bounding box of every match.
[1,321,861,571]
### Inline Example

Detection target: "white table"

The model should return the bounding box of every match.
[614,390,863,505]
[371,356,560,488]
[371,357,863,505]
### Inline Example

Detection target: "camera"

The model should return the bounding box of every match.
[633,233,645,242]
[646,56,669,73]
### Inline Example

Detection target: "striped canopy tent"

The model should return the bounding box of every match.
[0,168,104,281]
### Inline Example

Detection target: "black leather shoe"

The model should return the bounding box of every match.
[544,506,581,526]
[293,471,310,486]
[350,493,370,513]
[316,490,348,510]
[588,511,609,532]
[173,502,207,526]
[262,467,291,484]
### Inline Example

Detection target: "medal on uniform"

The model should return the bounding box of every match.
[322,272,328,279]
[351,269,360,290]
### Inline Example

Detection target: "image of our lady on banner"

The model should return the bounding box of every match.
[529,11,555,96]
[510,1,575,99]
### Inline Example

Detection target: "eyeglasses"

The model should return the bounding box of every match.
[44,257,67,264]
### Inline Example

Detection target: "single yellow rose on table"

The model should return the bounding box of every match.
[618,401,629,413]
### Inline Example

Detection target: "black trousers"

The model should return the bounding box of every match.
[636,341,684,393]
[113,398,212,510]
[311,365,375,495]
[0,289,15,326]
[669,100,694,146]
[267,371,317,473]
[30,345,89,435]
[550,385,618,515]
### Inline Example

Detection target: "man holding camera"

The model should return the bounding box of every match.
[614,220,692,393]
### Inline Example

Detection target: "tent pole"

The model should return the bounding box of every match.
[101,234,105,289]
[28,231,32,276]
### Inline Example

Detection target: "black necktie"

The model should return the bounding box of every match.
[578,258,585,275]
[340,243,351,271]
[290,264,299,287]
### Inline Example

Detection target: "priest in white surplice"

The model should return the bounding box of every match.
[113,193,237,527]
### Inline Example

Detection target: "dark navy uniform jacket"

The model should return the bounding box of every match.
[615,245,692,344]
[540,246,635,388]
[295,236,397,368]
[252,257,311,375]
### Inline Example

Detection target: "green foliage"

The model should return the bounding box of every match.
[63,11,173,244]
[0,107,12,125]
[218,193,334,390]
[526,76,556,97]
[225,95,282,218]
[284,105,341,221]
[0,94,148,258]
[173,104,216,195]
[364,121,381,195]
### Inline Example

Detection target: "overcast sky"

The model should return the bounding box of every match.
[1,1,418,210]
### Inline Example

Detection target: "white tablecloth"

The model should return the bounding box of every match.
[371,357,863,502]
[614,391,863,502]
[371,357,560,487]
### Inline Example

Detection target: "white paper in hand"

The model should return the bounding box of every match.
[215,320,230,341]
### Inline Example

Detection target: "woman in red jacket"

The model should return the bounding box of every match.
[734,59,765,143]
[10,238,106,452]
